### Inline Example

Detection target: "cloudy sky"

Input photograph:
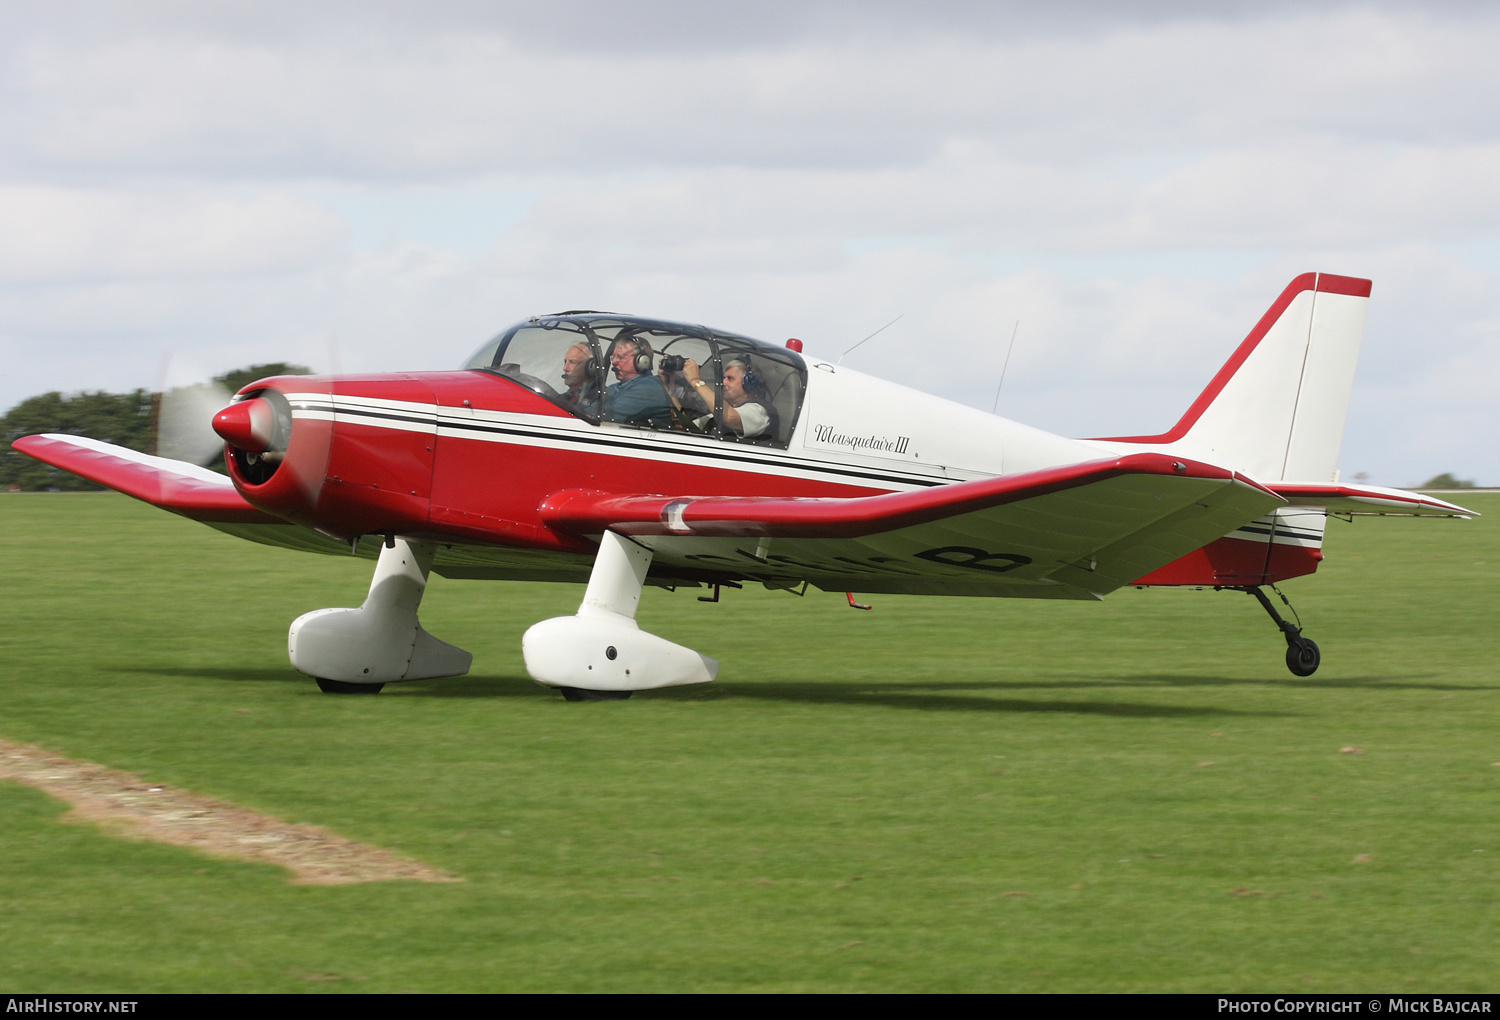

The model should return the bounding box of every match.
[2,0,1496,486]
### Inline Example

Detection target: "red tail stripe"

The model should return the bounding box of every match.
[1091,272,1371,445]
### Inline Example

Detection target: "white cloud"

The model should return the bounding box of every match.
[0,187,346,282]
[0,2,1497,486]
[7,8,1500,180]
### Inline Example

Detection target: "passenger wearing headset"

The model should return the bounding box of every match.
[679,355,777,439]
[560,341,600,415]
[603,336,674,425]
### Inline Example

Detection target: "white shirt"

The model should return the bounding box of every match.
[735,401,771,438]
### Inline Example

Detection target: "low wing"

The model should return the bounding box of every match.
[14,434,375,556]
[542,453,1286,598]
[12,434,275,523]
[14,435,1307,595]
[1268,482,1477,517]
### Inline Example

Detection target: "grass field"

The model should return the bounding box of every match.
[1,491,1496,992]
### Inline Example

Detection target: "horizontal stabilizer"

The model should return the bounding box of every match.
[12,434,279,524]
[1269,482,1477,518]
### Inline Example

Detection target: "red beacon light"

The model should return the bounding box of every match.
[785,338,803,352]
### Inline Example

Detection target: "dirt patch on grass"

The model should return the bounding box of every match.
[0,738,458,885]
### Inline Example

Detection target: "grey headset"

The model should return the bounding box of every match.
[569,342,604,383]
[617,336,654,375]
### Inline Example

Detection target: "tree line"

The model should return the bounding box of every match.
[1,364,309,491]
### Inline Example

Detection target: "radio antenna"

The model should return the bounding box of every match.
[838,313,903,365]
[991,320,1019,414]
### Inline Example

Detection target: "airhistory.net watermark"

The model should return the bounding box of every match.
[5,1001,137,1014]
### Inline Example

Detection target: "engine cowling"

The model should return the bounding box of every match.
[218,375,436,540]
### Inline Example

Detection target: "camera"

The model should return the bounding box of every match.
[659,354,686,373]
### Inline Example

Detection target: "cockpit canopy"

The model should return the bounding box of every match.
[461,313,807,447]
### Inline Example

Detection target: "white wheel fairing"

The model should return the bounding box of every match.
[522,530,718,692]
[288,538,472,684]
[522,616,718,692]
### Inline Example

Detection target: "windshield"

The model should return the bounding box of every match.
[461,314,807,447]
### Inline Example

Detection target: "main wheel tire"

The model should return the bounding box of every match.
[316,678,385,694]
[1285,639,1321,677]
[558,687,633,702]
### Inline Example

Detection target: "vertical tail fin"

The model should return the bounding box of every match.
[1102,273,1370,483]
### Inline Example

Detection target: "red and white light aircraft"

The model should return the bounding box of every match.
[16,272,1474,699]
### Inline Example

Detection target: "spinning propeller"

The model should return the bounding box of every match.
[155,381,235,465]
[152,351,335,514]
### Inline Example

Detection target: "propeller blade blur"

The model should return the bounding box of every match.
[157,382,233,466]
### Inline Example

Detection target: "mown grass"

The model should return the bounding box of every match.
[0,492,1496,992]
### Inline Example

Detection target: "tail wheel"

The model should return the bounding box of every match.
[1285,640,1320,677]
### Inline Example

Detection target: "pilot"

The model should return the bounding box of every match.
[560,342,599,414]
[602,337,674,426]
[679,355,778,440]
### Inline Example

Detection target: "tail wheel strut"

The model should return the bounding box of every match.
[1228,585,1321,677]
